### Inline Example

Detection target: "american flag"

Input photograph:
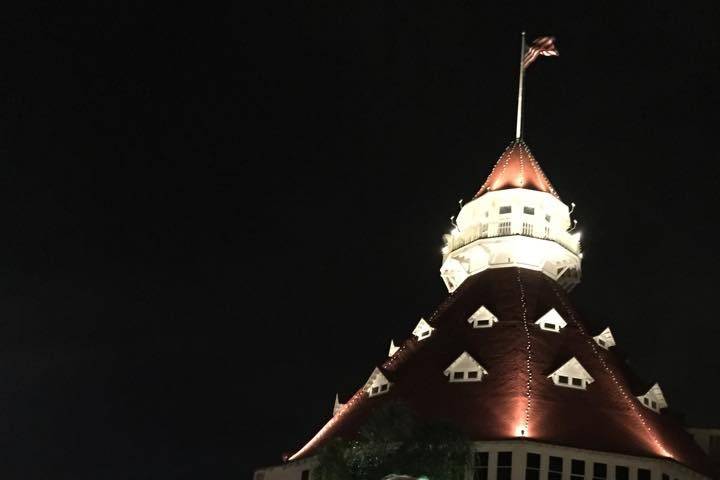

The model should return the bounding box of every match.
[523,36,559,69]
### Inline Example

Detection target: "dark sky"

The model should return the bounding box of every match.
[1,1,720,479]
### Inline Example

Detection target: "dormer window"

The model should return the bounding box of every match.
[548,357,594,390]
[364,368,391,397]
[412,318,434,341]
[499,205,512,214]
[524,206,535,215]
[467,306,498,329]
[637,383,667,413]
[534,308,568,333]
[444,351,488,383]
[593,327,616,350]
[388,340,400,356]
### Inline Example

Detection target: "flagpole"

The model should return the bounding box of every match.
[515,31,526,140]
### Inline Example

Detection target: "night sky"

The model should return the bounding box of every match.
[2,2,720,479]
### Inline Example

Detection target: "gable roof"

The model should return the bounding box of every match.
[468,306,498,324]
[443,351,488,376]
[548,356,594,384]
[535,308,568,328]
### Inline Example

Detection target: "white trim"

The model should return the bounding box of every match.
[593,327,616,350]
[547,357,594,390]
[444,351,488,383]
[468,306,498,329]
[535,308,567,333]
[637,383,667,413]
[412,318,434,341]
[363,368,391,397]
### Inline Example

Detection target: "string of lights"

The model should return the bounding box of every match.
[549,281,672,458]
[515,269,533,437]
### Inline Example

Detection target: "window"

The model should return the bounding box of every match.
[372,386,379,394]
[558,375,569,384]
[500,206,512,214]
[454,372,464,380]
[549,456,563,480]
[571,459,585,480]
[545,214,551,222]
[616,466,629,480]
[525,453,540,480]
[445,352,487,383]
[651,400,657,409]
[593,463,607,480]
[542,322,559,331]
[380,384,388,392]
[524,206,535,215]
[301,470,310,480]
[497,452,512,480]
[638,469,651,480]
[476,319,490,327]
[468,371,478,379]
[549,357,594,390]
[572,378,583,387]
[522,222,534,236]
[498,220,511,236]
[474,452,489,480]
[643,397,649,406]
[598,339,606,347]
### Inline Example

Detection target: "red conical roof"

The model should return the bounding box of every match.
[474,139,559,199]
[288,269,711,476]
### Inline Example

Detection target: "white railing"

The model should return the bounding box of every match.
[445,218,580,254]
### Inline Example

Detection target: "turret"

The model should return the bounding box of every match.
[440,139,581,292]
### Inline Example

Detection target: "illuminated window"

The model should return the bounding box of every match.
[473,452,489,480]
[499,206,512,214]
[616,465,629,480]
[571,460,585,480]
[593,463,607,480]
[524,206,535,215]
[638,469,650,480]
[497,452,512,480]
[525,453,540,480]
[549,456,563,480]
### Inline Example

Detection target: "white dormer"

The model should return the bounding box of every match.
[364,368,391,397]
[468,306,498,329]
[593,327,616,350]
[548,357,594,390]
[412,318,434,341]
[333,393,344,416]
[535,308,568,332]
[637,383,667,413]
[388,340,400,356]
[444,351,488,383]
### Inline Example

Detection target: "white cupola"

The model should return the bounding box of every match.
[468,306,498,328]
[440,140,581,293]
[593,327,616,350]
[637,383,667,413]
[364,368,391,397]
[535,308,567,332]
[548,357,594,390]
[444,352,488,383]
[412,318,434,341]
